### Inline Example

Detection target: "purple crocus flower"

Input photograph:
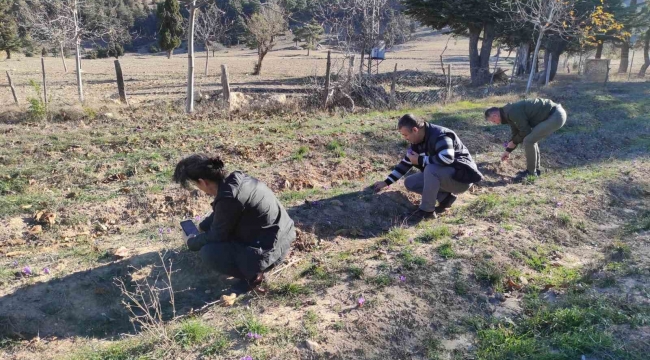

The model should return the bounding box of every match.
[194,215,201,221]
[556,202,563,207]
[43,267,50,275]
[408,238,414,244]
[399,275,406,282]
[12,261,18,267]
[158,228,163,234]
[503,142,509,148]
[357,296,365,307]
[246,332,262,340]
[240,356,253,360]
[166,228,171,234]
[22,266,32,275]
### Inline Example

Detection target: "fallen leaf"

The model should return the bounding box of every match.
[21,204,32,210]
[28,225,43,235]
[221,293,237,307]
[506,278,522,290]
[119,187,131,194]
[6,251,29,257]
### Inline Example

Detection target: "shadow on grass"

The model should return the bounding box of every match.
[0,250,229,340]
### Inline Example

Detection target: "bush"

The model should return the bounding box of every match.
[148,44,160,53]
[41,47,47,57]
[108,43,124,58]
[84,50,98,60]
[25,52,34,57]
[96,46,109,59]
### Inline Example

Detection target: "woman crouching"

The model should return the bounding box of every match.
[173,154,295,294]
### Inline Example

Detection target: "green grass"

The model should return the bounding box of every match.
[474,259,504,286]
[347,266,364,279]
[236,313,269,337]
[437,241,455,259]
[477,291,649,359]
[466,193,524,222]
[67,339,157,360]
[367,274,393,287]
[201,332,231,356]
[399,248,427,270]
[416,225,451,243]
[326,140,346,157]
[556,212,573,227]
[173,319,214,348]
[303,310,319,338]
[624,211,650,234]
[382,227,409,247]
[273,282,311,298]
[292,145,310,160]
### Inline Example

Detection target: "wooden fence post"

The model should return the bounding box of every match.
[113,60,128,104]
[221,64,231,107]
[628,51,635,81]
[447,64,452,102]
[545,53,552,85]
[41,57,48,106]
[390,63,398,109]
[323,50,331,108]
[6,71,18,105]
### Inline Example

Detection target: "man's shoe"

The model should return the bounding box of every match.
[408,209,437,223]
[435,194,457,214]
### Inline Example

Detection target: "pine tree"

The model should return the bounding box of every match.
[0,0,21,59]
[157,0,183,59]
[293,20,323,56]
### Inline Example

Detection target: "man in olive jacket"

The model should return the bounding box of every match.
[485,98,567,179]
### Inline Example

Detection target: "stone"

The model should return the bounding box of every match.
[305,340,321,352]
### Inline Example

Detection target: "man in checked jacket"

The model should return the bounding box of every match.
[373,114,483,221]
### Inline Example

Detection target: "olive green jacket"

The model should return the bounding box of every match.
[500,98,558,144]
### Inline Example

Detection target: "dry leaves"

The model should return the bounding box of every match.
[221,293,237,307]
[34,210,56,226]
[103,173,127,183]
[112,246,129,259]
[28,225,43,235]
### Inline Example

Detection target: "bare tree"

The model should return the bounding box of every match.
[24,0,116,102]
[194,3,232,76]
[244,0,287,76]
[500,0,577,94]
[22,0,75,72]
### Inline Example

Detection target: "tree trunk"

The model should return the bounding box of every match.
[468,26,481,86]
[254,49,267,75]
[6,50,11,60]
[74,38,83,102]
[307,47,310,56]
[618,41,630,73]
[638,30,650,77]
[204,43,209,76]
[549,51,561,82]
[539,50,550,84]
[516,44,529,75]
[167,50,172,59]
[60,42,68,72]
[527,28,546,94]
[595,42,603,59]
[186,1,196,114]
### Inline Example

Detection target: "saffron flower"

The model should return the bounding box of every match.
[43,267,50,275]
[22,266,32,275]
[357,296,365,307]
[399,275,406,282]
[240,356,253,360]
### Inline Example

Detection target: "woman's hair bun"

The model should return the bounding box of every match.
[209,157,224,169]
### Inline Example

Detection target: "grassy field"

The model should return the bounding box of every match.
[0,29,638,110]
[0,55,649,359]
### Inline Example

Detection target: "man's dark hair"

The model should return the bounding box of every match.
[484,107,500,118]
[397,114,425,130]
[173,154,228,188]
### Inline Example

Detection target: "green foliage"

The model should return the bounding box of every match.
[474,259,503,286]
[157,0,183,57]
[148,44,161,53]
[0,0,21,59]
[27,80,46,120]
[477,292,650,359]
[416,225,451,243]
[293,20,323,55]
[173,319,214,348]
[202,332,231,356]
[437,241,455,259]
